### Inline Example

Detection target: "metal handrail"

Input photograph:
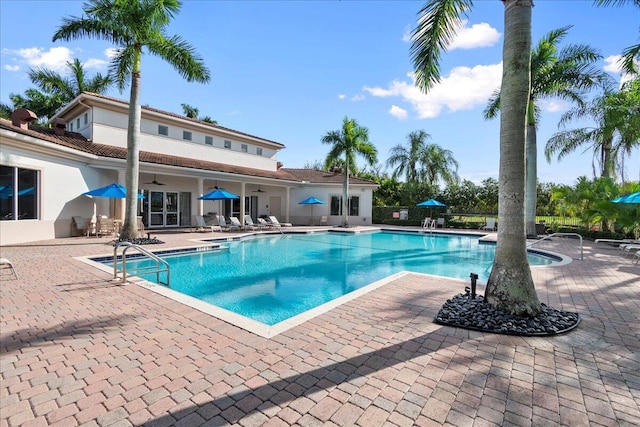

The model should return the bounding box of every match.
[113,241,170,286]
[527,232,583,260]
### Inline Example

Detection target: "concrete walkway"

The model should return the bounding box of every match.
[1,229,638,426]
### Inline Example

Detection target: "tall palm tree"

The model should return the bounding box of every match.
[545,77,640,182]
[53,0,210,239]
[421,143,459,186]
[181,103,217,124]
[484,26,607,237]
[594,0,640,75]
[29,58,114,104]
[412,0,540,316]
[1,89,65,123]
[386,130,429,183]
[322,116,378,227]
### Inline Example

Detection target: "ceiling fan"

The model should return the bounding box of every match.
[253,185,266,193]
[207,181,224,190]
[145,175,166,185]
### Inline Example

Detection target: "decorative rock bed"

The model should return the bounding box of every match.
[435,292,580,336]
[111,237,165,246]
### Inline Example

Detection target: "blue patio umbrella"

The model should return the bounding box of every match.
[612,191,640,204]
[299,196,325,224]
[198,189,239,216]
[0,186,34,199]
[83,182,144,199]
[416,198,446,219]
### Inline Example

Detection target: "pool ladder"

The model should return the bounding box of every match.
[113,241,170,286]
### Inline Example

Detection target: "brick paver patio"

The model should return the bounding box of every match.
[1,228,639,426]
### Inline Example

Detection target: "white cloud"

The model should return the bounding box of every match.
[4,64,19,72]
[83,58,109,69]
[105,48,120,60]
[539,99,565,113]
[448,20,501,50]
[9,46,74,71]
[350,94,365,102]
[389,105,408,120]
[603,55,623,73]
[402,25,412,43]
[338,94,346,99]
[364,62,503,119]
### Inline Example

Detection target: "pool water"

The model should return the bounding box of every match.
[112,231,555,326]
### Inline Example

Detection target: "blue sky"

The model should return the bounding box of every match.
[1,0,639,185]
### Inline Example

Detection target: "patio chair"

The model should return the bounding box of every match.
[96,216,117,237]
[72,215,89,237]
[244,215,265,230]
[257,218,273,229]
[422,217,434,229]
[436,218,445,228]
[217,215,240,232]
[620,244,640,257]
[482,218,497,231]
[192,215,221,232]
[0,258,17,279]
[633,251,640,265]
[269,215,292,227]
[229,216,244,230]
[319,215,328,226]
[594,238,637,248]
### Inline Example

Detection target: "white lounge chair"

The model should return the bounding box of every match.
[269,215,292,227]
[422,217,434,229]
[244,215,265,230]
[319,215,328,226]
[436,218,445,228]
[217,215,240,232]
[594,238,637,248]
[621,244,640,257]
[482,218,497,231]
[633,251,640,265]
[0,258,17,279]
[229,216,244,230]
[192,215,221,232]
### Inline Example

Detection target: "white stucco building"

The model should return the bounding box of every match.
[0,93,378,245]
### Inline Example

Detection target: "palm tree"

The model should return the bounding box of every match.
[1,89,65,123]
[53,0,210,239]
[386,130,428,183]
[594,0,640,75]
[545,77,640,182]
[484,26,607,237]
[421,143,459,186]
[29,58,114,104]
[412,0,540,316]
[181,103,217,124]
[321,116,378,227]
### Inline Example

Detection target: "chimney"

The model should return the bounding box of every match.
[53,118,67,136]
[11,108,37,130]
[277,161,283,170]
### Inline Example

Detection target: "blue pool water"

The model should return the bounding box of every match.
[110,231,555,325]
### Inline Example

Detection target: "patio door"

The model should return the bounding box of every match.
[148,191,180,228]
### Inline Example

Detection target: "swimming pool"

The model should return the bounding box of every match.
[102,231,558,332]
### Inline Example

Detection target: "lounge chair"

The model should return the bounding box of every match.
[422,217,434,229]
[257,218,273,229]
[244,215,265,230]
[436,218,445,228]
[621,244,640,257]
[594,238,637,248]
[319,215,328,226]
[482,218,497,231]
[0,258,17,279]
[269,215,292,227]
[633,251,640,265]
[229,216,244,230]
[192,215,221,232]
[217,215,240,232]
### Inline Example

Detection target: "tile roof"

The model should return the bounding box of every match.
[0,119,377,186]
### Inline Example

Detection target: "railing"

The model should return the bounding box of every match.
[527,232,583,261]
[113,241,170,286]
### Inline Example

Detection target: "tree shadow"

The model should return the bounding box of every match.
[0,314,134,354]
[139,325,460,426]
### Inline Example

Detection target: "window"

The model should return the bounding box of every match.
[158,125,168,136]
[224,140,231,149]
[76,118,80,128]
[0,165,38,220]
[330,195,359,216]
[69,122,73,131]
[183,131,192,141]
[205,136,213,146]
[241,144,248,153]
[257,147,263,156]
[84,113,88,125]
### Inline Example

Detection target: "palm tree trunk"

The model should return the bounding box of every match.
[342,163,349,227]
[525,116,538,238]
[120,63,142,240]
[485,0,541,317]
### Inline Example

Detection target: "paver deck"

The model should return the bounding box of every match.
[1,228,639,426]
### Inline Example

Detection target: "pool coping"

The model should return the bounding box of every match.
[75,229,572,337]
